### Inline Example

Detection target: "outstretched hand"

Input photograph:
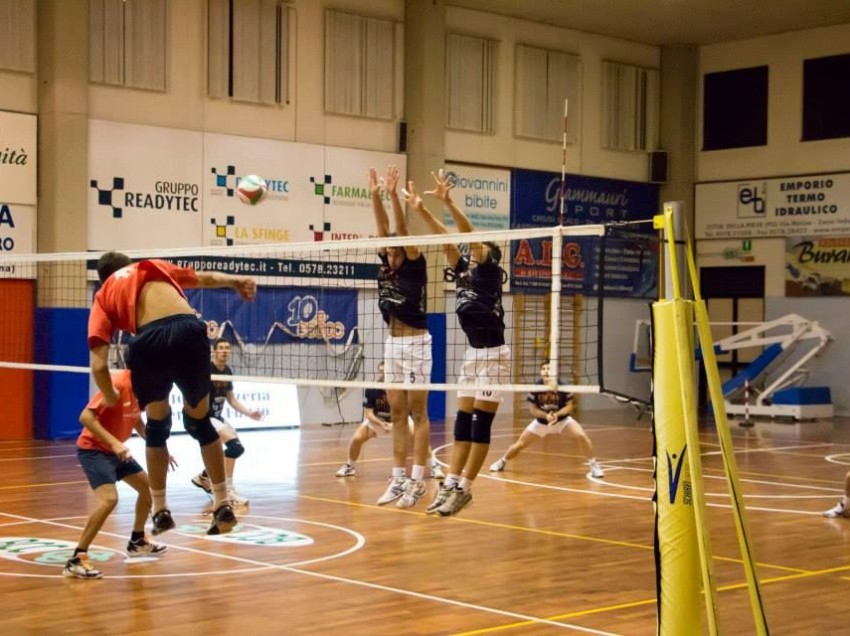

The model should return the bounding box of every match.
[234,277,256,301]
[368,167,381,195]
[401,181,423,209]
[424,168,454,202]
[384,165,401,195]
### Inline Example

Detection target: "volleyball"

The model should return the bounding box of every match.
[236,174,268,205]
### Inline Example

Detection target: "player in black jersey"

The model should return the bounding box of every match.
[407,169,510,516]
[370,166,433,509]
[489,361,604,478]
[190,338,262,506]
[335,362,444,479]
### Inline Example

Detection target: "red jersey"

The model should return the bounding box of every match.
[77,370,141,453]
[87,259,198,349]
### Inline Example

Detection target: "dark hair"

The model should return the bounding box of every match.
[213,337,232,348]
[96,251,132,283]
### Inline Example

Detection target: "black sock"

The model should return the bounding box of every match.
[130,531,145,543]
[73,547,86,558]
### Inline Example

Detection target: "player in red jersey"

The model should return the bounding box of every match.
[88,251,256,536]
[64,370,169,579]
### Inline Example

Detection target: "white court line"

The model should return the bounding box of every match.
[703,442,834,456]
[0,510,620,636]
[0,454,78,462]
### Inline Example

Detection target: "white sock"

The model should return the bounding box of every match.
[411,464,425,481]
[392,467,405,479]
[459,477,473,492]
[445,474,460,487]
[842,496,849,507]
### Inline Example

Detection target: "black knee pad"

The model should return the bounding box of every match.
[183,411,219,446]
[471,409,496,444]
[145,413,172,448]
[453,410,473,442]
[224,438,245,459]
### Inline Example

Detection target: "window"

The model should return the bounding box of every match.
[446,33,497,134]
[515,44,580,143]
[602,61,659,151]
[702,66,768,150]
[208,0,291,105]
[90,0,167,91]
[324,10,395,119]
[0,0,35,73]
[802,53,850,142]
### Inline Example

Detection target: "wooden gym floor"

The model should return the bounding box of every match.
[2,409,850,635]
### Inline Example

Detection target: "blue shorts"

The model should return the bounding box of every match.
[127,314,210,409]
[77,448,144,490]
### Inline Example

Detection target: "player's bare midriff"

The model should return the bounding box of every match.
[137,281,195,328]
[388,316,427,338]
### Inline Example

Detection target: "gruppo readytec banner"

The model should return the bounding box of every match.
[695,172,850,239]
[509,168,659,295]
[0,110,37,254]
[89,120,407,251]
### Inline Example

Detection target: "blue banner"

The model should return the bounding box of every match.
[510,168,659,228]
[510,168,659,297]
[185,287,358,345]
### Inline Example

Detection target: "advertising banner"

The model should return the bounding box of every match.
[0,111,37,205]
[0,202,35,255]
[88,120,204,250]
[319,147,407,240]
[695,172,850,239]
[442,163,510,230]
[786,235,850,296]
[204,133,325,245]
[510,168,658,295]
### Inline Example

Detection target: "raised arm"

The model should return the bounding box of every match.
[370,167,390,239]
[194,271,257,301]
[407,180,460,265]
[385,166,420,259]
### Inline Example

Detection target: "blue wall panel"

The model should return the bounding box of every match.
[34,308,89,440]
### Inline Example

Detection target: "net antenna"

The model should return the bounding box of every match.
[559,98,569,227]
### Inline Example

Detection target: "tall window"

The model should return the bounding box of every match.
[802,53,850,142]
[515,44,580,143]
[602,61,659,151]
[0,0,35,73]
[208,0,291,105]
[90,0,167,91]
[702,66,768,150]
[446,33,497,134]
[324,10,395,119]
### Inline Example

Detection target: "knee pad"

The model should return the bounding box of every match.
[470,409,496,444]
[453,410,473,442]
[183,411,219,446]
[145,413,172,448]
[224,438,245,459]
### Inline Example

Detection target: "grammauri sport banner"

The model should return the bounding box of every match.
[786,235,850,296]
[509,168,659,296]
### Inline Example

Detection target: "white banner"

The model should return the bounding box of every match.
[204,133,325,245]
[0,111,37,206]
[88,120,204,250]
[320,147,408,240]
[0,202,35,254]
[166,382,300,431]
[695,172,850,239]
[443,163,510,230]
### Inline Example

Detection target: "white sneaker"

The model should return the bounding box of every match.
[588,460,605,479]
[489,458,506,472]
[396,478,426,508]
[63,554,103,579]
[376,476,407,505]
[430,460,445,480]
[823,501,849,518]
[336,463,356,477]
[228,490,249,506]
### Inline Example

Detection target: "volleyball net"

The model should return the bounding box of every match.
[0,223,657,401]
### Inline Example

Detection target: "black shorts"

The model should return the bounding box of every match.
[78,448,144,489]
[127,314,210,409]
